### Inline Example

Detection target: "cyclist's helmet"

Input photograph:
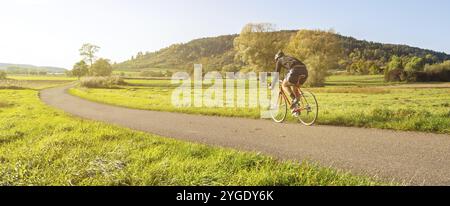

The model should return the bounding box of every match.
[275,50,285,62]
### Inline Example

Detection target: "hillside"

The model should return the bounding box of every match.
[0,63,67,74]
[114,34,239,72]
[114,30,450,73]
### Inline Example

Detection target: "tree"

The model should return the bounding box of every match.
[404,57,424,72]
[136,52,144,59]
[286,29,343,86]
[72,60,89,79]
[387,55,404,71]
[91,58,113,76]
[424,54,439,65]
[234,23,291,72]
[385,56,404,82]
[369,64,382,75]
[79,43,100,68]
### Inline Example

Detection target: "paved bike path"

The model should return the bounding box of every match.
[40,85,450,185]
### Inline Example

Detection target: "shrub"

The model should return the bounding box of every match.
[369,64,382,75]
[386,60,450,82]
[140,70,172,77]
[0,79,26,89]
[399,61,450,82]
[0,71,6,79]
[423,61,450,82]
[80,76,127,88]
[385,68,403,82]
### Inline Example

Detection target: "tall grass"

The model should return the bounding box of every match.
[80,76,127,88]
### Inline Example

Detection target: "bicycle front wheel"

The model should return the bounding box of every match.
[270,94,288,123]
[297,91,319,126]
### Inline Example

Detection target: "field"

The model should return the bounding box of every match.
[0,87,381,186]
[7,75,77,81]
[325,75,393,86]
[113,71,141,77]
[1,75,75,90]
[69,75,450,134]
[113,68,182,78]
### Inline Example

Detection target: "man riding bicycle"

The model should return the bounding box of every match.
[270,51,309,111]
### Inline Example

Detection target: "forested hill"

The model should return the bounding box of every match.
[114,30,450,73]
[114,34,239,72]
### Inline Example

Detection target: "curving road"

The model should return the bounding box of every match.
[40,85,450,185]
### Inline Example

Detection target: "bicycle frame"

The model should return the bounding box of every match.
[271,78,318,125]
[277,81,309,113]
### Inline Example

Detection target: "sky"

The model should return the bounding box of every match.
[0,0,449,69]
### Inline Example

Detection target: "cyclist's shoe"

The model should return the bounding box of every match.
[291,109,300,117]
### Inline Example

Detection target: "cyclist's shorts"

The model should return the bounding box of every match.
[286,66,308,85]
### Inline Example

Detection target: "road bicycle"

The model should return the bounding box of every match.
[269,79,319,126]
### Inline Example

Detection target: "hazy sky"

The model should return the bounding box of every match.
[0,0,449,69]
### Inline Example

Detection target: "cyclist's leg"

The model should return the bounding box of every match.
[294,75,307,97]
[286,69,301,100]
[283,71,296,100]
[282,79,295,100]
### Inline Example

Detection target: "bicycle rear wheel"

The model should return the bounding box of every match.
[297,91,318,126]
[270,94,288,123]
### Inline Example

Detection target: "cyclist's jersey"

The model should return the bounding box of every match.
[273,56,308,85]
[275,56,306,73]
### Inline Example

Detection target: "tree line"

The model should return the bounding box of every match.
[385,56,450,82]
[0,67,49,76]
[68,43,113,79]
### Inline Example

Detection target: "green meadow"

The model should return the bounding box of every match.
[70,75,450,134]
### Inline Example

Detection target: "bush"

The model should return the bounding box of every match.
[140,70,172,77]
[0,71,6,79]
[423,61,450,82]
[385,60,450,82]
[369,64,382,75]
[80,76,127,88]
[405,71,426,82]
[385,68,403,82]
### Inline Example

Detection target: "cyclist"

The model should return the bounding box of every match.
[270,51,309,111]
